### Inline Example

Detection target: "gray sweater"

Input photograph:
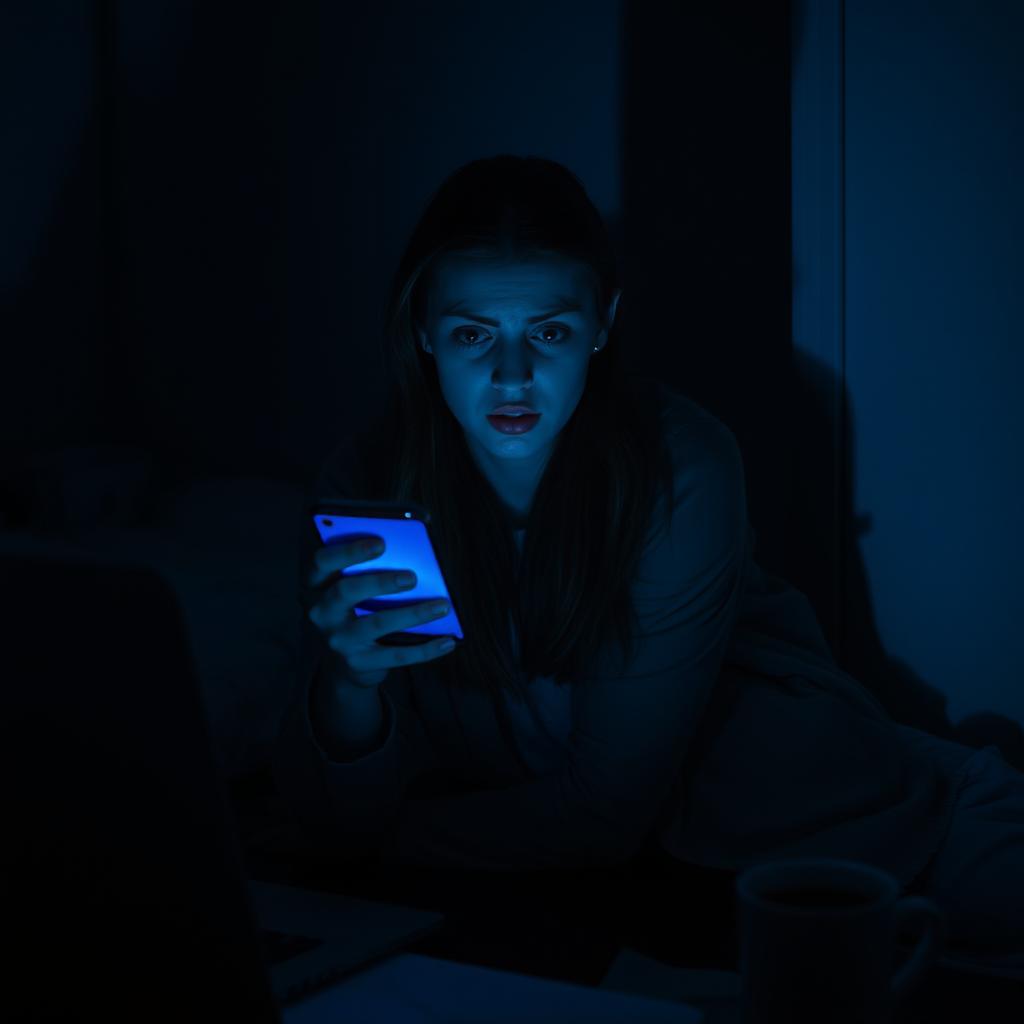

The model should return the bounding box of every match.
[273,385,969,883]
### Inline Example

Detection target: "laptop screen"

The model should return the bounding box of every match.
[1,548,280,1022]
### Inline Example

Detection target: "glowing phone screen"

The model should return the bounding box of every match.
[312,501,463,642]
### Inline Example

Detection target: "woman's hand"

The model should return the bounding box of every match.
[304,537,455,687]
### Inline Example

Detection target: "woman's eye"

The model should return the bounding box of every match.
[536,324,571,344]
[452,326,489,346]
[451,324,571,347]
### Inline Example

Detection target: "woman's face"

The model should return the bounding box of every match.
[415,252,620,513]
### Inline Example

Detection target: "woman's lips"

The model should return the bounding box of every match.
[486,413,541,435]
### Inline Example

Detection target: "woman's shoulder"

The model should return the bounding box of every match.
[646,379,744,483]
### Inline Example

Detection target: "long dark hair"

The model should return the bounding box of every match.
[352,155,676,704]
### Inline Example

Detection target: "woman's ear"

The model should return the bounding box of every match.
[414,322,432,355]
[597,289,622,345]
[608,289,622,330]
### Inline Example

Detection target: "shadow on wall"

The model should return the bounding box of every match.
[789,347,1024,772]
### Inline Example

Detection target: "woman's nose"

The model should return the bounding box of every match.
[491,342,533,386]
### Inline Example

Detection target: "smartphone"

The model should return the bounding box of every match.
[310,498,463,647]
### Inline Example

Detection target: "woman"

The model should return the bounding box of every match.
[272,155,1024,980]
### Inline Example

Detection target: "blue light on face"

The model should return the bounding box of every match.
[450,322,574,348]
[420,253,617,504]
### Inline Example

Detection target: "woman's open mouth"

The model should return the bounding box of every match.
[486,413,541,435]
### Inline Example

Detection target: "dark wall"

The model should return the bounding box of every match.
[1,3,106,473]
[839,0,1024,729]
[107,0,288,483]
[623,2,794,580]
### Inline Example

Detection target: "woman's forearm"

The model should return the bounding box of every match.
[308,656,388,762]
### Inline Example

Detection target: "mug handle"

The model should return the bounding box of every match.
[890,896,945,1002]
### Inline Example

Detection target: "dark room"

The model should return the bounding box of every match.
[3,2,1023,1021]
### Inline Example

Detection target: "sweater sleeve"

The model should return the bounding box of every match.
[376,410,751,870]
[270,435,447,859]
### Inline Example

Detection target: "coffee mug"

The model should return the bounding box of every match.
[735,858,944,1024]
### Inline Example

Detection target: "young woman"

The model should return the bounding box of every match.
[273,155,1024,980]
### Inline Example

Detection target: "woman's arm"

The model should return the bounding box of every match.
[308,652,387,762]
[272,614,445,858]
[271,434,446,858]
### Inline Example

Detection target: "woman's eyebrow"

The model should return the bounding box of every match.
[439,302,583,326]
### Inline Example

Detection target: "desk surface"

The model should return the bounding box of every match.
[281,950,706,1023]
[280,943,1024,1024]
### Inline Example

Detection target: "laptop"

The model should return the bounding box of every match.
[0,545,444,1021]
